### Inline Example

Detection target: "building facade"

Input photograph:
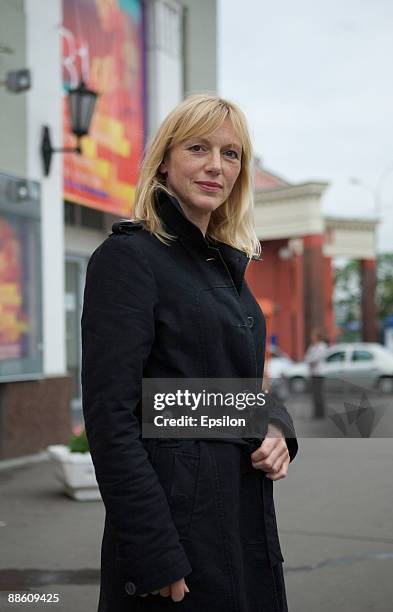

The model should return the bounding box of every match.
[0,0,217,459]
[246,162,378,360]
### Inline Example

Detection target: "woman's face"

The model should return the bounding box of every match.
[159,118,242,223]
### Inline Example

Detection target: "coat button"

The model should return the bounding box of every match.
[125,581,136,596]
[247,316,254,328]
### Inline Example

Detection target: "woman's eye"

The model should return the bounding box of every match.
[189,144,204,152]
[224,150,239,159]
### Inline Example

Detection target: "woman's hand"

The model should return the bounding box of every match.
[138,577,189,601]
[250,422,290,481]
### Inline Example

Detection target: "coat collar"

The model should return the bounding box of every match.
[154,188,251,292]
[154,188,213,255]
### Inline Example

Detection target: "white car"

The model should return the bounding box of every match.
[266,345,293,380]
[283,343,393,393]
[264,346,293,400]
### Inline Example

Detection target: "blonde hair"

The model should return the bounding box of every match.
[134,94,261,259]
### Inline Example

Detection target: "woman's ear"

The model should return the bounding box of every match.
[158,161,167,175]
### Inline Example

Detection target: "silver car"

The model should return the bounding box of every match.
[283,343,393,393]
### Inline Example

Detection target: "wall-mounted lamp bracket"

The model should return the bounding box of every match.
[40,126,82,176]
[40,80,98,177]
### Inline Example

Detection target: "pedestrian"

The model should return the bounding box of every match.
[304,328,328,418]
[81,94,298,612]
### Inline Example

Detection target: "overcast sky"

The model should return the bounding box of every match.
[218,0,393,252]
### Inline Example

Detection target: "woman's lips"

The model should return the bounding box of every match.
[195,181,222,192]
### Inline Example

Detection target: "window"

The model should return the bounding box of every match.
[65,257,87,410]
[326,351,346,363]
[64,201,105,230]
[0,173,43,381]
[352,350,374,362]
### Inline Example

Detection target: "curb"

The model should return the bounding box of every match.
[0,451,49,471]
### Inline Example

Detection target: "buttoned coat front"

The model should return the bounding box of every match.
[81,190,298,612]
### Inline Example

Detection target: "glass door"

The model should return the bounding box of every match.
[65,256,87,415]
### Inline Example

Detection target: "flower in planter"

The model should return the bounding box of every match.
[68,424,90,453]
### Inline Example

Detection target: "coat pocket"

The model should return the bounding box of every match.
[152,447,200,539]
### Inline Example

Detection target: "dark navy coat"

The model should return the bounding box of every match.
[81,189,298,611]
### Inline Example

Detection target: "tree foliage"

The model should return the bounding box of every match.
[377,253,393,321]
[334,259,361,325]
[334,255,393,334]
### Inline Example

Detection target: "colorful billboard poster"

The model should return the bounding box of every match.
[0,176,42,381]
[62,0,144,216]
[0,218,28,362]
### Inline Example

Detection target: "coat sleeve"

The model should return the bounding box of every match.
[81,234,192,595]
[266,393,298,462]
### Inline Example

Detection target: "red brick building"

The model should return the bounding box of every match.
[246,160,378,360]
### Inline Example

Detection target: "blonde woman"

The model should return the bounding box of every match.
[82,94,298,612]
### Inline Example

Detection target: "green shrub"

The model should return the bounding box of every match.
[68,428,89,453]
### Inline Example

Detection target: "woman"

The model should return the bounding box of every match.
[81,94,298,612]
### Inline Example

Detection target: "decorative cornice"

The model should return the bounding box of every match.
[324,216,378,232]
[255,181,330,204]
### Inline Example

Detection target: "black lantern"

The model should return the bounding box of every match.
[40,80,98,176]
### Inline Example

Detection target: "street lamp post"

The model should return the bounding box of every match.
[350,160,393,219]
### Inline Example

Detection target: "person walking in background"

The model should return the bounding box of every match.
[305,328,328,419]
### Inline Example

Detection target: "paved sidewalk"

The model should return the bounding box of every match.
[0,424,393,611]
[0,458,104,611]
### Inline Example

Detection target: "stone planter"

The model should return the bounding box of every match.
[47,445,101,501]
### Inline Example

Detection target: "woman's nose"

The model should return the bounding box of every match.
[205,150,222,173]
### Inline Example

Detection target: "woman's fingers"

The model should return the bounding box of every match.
[265,456,290,481]
[251,432,290,479]
[251,432,285,466]
[170,578,189,602]
[138,579,189,599]
[252,442,289,474]
[159,586,171,597]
